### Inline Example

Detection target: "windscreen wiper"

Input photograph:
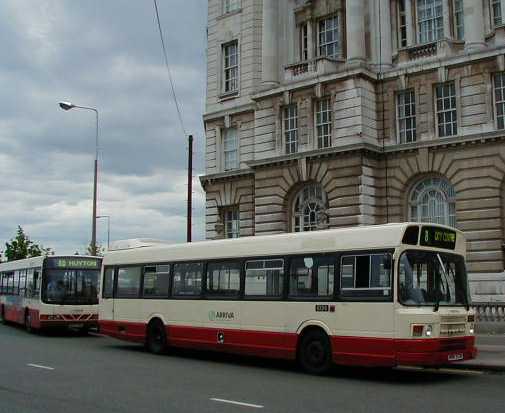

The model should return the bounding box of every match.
[434,254,447,312]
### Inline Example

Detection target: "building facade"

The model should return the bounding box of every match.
[201,0,505,301]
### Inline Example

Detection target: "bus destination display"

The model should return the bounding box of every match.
[419,226,456,250]
[46,257,100,270]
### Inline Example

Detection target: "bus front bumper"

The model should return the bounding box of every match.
[396,336,477,366]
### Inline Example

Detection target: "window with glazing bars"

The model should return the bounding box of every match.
[223,0,240,14]
[398,0,408,47]
[417,0,444,43]
[318,15,340,58]
[223,41,238,93]
[397,90,417,143]
[284,105,298,154]
[223,128,238,170]
[453,0,464,40]
[436,82,457,137]
[316,98,332,149]
[493,0,502,27]
[223,207,240,238]
[300,23,308,61]
[494,72,505,130]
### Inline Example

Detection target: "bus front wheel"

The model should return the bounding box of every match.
[298,329,332,375]
[146,319,167,355]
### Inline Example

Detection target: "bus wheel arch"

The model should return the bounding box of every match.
[296,324,333,375]
[146,317,167,355]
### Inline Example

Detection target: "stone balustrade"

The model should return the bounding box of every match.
[472,303,505,323]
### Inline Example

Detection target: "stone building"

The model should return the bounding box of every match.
[200,0,505,301]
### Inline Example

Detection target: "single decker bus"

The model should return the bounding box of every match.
[99,223,476,374]
[0,255,101,332]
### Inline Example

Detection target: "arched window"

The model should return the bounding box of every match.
[409,176,456,227]
[292,183,328,232]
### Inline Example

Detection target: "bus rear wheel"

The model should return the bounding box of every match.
[146,320,167,355]
[298,329,332,375]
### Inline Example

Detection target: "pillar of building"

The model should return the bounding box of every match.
[501,0,505,25]
[442,0,451,39]
[463,0,486,52]
[377,0,392,67]
[261,0,279,88]
[346,0,366,63]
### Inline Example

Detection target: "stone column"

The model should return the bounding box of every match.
[307,20,315,60]
[261,0,279,88]
[502,0,505,25]
[464,0,486,52]
[346,0,366,63]
[405,0,415,46]
[378,0,392,66]
[442,0,451,39]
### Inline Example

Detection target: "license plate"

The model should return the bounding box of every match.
[448,353,464,361]
[69,323,84,329]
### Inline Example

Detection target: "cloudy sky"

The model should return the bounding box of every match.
[0,0,208,255]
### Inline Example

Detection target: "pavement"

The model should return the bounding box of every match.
[1,324,505,413]
[455,334,505,371]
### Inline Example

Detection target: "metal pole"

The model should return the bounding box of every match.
[187,135,193,243]
[107,216,110,250]
[91,109,98,256]
[59,103,99,256]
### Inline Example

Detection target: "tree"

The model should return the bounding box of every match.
[4,226,52,261]
[86,242,104,257]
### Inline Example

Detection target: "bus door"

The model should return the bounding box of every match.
[334,252,395,348]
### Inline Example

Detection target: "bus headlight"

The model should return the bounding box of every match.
[469,324,475,335]
[425,325,433,337]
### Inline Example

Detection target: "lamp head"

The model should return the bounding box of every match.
[59,101,75,111]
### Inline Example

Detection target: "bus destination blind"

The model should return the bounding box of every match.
[47,257,101,270]
[419,226,456,250]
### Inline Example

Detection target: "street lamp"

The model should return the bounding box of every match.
[97,215,110,250]
[59,101,99,256]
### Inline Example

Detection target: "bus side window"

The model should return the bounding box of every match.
[244,259,284,298]
[33,270,40,297]
[340,253,392,299]
[206,261,241,297]
[102,267,115,298]
[116,267,142,298]
[173,262,203,296]
[288,256,334,298]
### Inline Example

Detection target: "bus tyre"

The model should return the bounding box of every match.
[298,329,332,375]
[0,306,5,324]
[146,320,167,355]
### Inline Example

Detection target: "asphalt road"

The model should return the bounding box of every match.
[0,323,504,413]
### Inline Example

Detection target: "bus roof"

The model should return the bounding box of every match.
[0,255,100,272]
[103,223,466,266]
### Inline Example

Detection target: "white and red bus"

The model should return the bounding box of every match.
[99,223,476,373]
[0,255,101,332]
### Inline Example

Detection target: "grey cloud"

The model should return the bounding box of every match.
[0,0,208,254]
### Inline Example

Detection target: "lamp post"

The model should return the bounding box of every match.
[59,101,99,256]
[97,215,110,250]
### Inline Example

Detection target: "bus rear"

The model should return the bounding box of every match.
[395,225,476,366]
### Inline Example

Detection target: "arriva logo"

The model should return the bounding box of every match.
[208,311,235,321]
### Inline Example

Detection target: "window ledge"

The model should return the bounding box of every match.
[219,91,239,101]
[216,8,242,20]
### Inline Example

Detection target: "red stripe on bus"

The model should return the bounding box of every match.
[98,320,476,367]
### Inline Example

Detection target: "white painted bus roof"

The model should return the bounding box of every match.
[103,223,466,266]
[0,255,99,272]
